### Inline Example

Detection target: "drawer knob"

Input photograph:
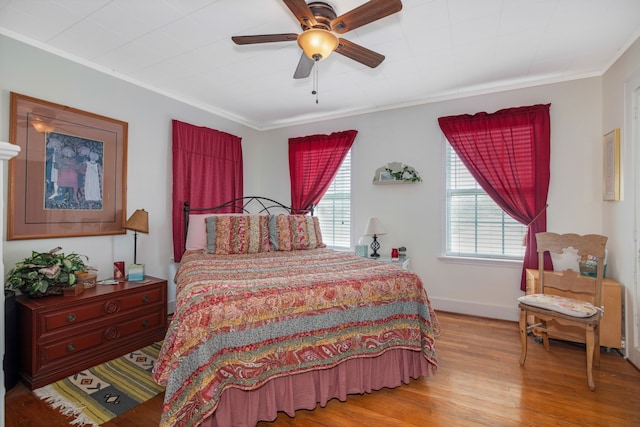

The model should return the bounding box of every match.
[142,295,150,303]
[66,343,75,353]
[104,301,119,313]
[142,320,149,328]
[104,327,118,341]
[66,313,76,323]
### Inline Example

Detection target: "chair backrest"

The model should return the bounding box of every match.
[535,232,608,307]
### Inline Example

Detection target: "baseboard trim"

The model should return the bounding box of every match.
[429,297,519,322]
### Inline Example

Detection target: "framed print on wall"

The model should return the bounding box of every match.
[603,128,620,201]
[8,92,128,240]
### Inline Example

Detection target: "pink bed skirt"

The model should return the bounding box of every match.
[200,349,435,427]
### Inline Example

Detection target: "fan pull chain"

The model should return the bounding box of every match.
[312,59,319,104]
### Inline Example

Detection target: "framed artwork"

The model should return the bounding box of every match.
[8,92,128,239]
[603,128,620,201]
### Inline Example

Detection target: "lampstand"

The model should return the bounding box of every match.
[364,217,386,259]
[123,209,149,265]
[370,235,381,258]
[132,231,139,264]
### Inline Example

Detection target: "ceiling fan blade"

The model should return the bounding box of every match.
[293,53,315,79]
[331,0,403,34]
[282,0,318,28]
[335,38,385,68]
[232,33,298,45]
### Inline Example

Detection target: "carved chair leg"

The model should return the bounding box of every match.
[541,327,550,352]
[594,324,601,368]
[585,326,596,391]
[519,309,528,366]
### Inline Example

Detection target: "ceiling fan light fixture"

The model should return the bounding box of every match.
[297,28,338,61]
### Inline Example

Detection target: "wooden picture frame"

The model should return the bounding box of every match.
[8,92,128,240]
[603,128,620,201]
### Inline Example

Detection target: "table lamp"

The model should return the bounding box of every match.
[123,209,148,280]
[364,217,386,258]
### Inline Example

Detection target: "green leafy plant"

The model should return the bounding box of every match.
[5,247,93,297]
[385,166,422,182]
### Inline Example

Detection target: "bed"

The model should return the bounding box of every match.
[153,197,440,427]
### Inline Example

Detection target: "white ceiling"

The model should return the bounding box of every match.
[1,0,639,130]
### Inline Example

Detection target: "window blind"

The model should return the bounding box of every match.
[316,150,351,248]
[446,144,526,259]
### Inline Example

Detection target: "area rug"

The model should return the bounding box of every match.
[34,342,165,426]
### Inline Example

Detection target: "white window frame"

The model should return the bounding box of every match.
[444,141,526,262]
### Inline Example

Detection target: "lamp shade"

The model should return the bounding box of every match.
[297,28,339,61]
[123,209,149,233]
[364,217,386,236]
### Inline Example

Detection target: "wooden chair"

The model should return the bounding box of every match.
[518,232,607,390]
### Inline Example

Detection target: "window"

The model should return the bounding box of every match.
[446,143,526,259]
[315,150,351,249]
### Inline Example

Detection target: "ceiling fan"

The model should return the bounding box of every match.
[231,0,403,79]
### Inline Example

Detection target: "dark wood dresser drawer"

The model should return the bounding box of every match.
[17,276,168,389]
[40,307,164,364]
[42,285,164,333]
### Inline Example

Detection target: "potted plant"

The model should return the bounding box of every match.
[5,247,93,298]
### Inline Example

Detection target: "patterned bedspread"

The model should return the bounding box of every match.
[152,248,440,427]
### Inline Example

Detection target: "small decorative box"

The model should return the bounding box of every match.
[80,273,97,288]
[63,284,84,297]
[356,245,368,258]
[128,264,145,281]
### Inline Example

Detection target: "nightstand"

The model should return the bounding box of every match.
[373,256,411,271]
[16,276,168,389]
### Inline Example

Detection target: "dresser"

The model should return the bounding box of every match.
[525,269,622,349]
[17,276,168,389]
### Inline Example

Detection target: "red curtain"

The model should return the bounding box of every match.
[172,120,243,262]
[438,104,551,290]
[289,130,357,213]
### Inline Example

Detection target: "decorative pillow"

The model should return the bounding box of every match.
[550,246,580,272]
[185,214,215,250]
[518,294,599,318]
[308,216,324,248]
[269,215,325,251]
[206,215,271,254]
[185,213,239,250]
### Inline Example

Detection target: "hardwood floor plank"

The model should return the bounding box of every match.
[6,311,640,426]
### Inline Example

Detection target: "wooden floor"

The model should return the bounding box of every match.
[6,311,640,426]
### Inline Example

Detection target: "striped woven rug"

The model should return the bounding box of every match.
[34,342,165,426]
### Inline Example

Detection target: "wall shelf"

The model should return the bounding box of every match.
[372,162,421,184]
[372,180,416,185]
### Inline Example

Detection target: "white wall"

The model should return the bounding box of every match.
[0,32,611,325]
[602,36,640,363]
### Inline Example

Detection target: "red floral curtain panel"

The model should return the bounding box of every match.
[172,120,243,262]
[438,104,551,290]
[289,130,357,213]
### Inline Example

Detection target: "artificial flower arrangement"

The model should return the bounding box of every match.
[5,247,94,298]
[384,164,422,182]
